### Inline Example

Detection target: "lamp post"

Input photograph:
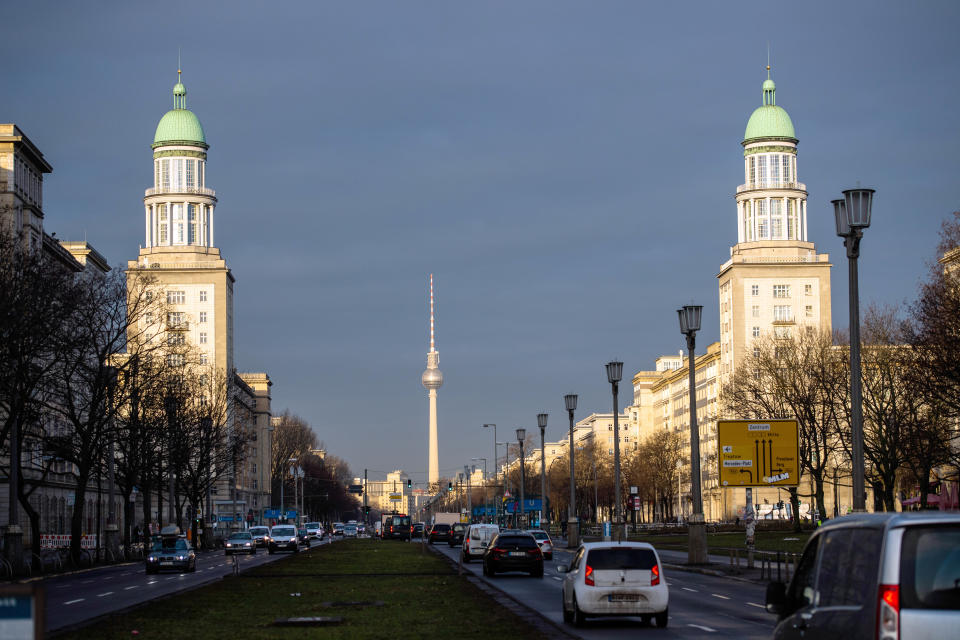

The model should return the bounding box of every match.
[676,459,683,523]
[564,393,578,547]
[678,304,707,564]
[605,361,625,541]
[163,394,178,529]
[516,428,526,528]
[201,416,213,549]
[833,188,875,513]
[482,423,496,485]
[537,413,548,531]
[464,465,472,522]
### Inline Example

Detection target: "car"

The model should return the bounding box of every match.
[304,522,323,539]
[461,524,499,563]
[448,523,467,547]
[332,522,345,537]
[384,515,412,540]
[558,542,668,628]
[526,529,553,560]
[297,528,311,546]
[765,512,960,640]
[357,523,366,535]
[429,523,452,543]
[248,525,270,547]
[268,524,300,554]
[412,522,425,538]
[146,528,197,573]
[224,531,256,555]
[343,524,358,538]
[483,531,543,577]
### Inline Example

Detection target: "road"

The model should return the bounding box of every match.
[43,539,328,633]
[430,541,776,638]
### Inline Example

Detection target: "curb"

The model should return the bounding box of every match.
[662,562,766,585]
[425,544,579,640]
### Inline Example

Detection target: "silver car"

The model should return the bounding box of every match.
[146,535,196,573]
[766,512,960,639]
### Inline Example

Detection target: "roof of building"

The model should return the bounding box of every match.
[743,68,796,143]
[153,72,207,148]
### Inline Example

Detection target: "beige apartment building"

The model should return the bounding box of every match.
[125,74,273,527]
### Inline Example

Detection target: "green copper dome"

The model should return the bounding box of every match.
[743,71,796,143]
[152,74,207,148]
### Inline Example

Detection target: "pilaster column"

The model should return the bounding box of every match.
[209,205,215,247]
[737,201,744,243]
[801,199,808,242]
[144,204,151,248]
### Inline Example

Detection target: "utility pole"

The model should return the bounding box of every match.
[364,469,368,528]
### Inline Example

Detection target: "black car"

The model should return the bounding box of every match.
[448,523,467,547]
[483,532,543,577]
[428,523,452,543]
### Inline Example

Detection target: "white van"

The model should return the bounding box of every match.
[461,524,499,563]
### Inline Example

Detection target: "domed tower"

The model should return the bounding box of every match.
[421,275,443,486]
[128,69,235,375]
[717,67,832,385]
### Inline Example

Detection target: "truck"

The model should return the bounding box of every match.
[432,512,460,526]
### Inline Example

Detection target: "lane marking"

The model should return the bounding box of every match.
[97,592,113,597]
[124,586,138,590]
[747,602,765,609]
[65,599,84,605]
[688,624,717,632]
[81,580,94,584]
[681,587,699,592]
[552,577,563,581]
[146,581,158,585]
[711,593,731,600]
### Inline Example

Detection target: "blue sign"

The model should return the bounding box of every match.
[0,592,34,637]
[504,498,542,513]
[472,506,497,516]
[263,509,281,519]
[285,510,297,520]
[603,521,611,538]
[218,515,235,522]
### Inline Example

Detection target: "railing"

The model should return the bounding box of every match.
[166,321,190,331]
[737,181,806,193]
[144,186,216,197]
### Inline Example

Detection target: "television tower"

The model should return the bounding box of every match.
[421,274,443,486]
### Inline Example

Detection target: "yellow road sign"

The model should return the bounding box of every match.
[389,493,402,501]
[717,419,799,487]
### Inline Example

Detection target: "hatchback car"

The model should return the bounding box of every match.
[146,535,197,573]
[526,529,553,560]
[248,525,270,547]
[224,531,256,555]
[558,542,668,627]
[268,525,300,554]
[462,524,499,563]
[343,524,358,538]
[765,512,960,640]
[429,523,452,543]
[483,532,543,577]
[332,522,345,537]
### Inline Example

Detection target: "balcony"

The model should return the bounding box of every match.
[737,181,806,194]
[167,321,190,331]
[145,186,217,198]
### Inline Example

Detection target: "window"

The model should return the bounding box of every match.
[167,291,185,304]
[782,154,791,183]
[900,524,960,610]
[805,284,813,296]
[805,305,813,318]
[756,200,769,238]
[199,311,207,323]
[188,205,198,244]
[774,305,793,322]
[157,204,168,244]
[753,347,761,358]
[145,312,153,324]
[199,290,207,302]
[199,332,208,344]
[752,305,760,318]
[200,353,208,365]
[749,156,756,185]
[816,528,882,607]
[167,312,186,328]
[186,159,195,188]
[753,326,761,337]
[751,284,760,296]
[773,284,790,298]
[167,334,185,346]
[775,326,792,339]
[770,154,780,182]
[146,290,154,301]
[167,354,184,367]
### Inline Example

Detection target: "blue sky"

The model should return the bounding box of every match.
[4,1,958,482]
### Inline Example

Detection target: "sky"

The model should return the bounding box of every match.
[4,1,958,484]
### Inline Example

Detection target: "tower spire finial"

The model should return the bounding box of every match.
[429,274,435,353]
[178,47,182,81]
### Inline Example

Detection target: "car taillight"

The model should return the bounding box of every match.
[877,584,899,640]
[527,547,540,555]
[493,547,506,556]
[584,564,595,586]
[465,538,470,546]
[651,564,660,586]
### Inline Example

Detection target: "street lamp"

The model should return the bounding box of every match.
[678,304,707,564]
[537,413,548,531]
[482,423,497,489]
[516,428,526,528]
[564,393,578,547]
[833,188,874,513]
[163,394,178,529]
[676,459,683,523]
[605,360,625,541]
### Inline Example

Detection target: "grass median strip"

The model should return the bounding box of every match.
[56,539,552,639]
[629,531,810,554]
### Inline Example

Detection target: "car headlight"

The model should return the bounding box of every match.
[226,543,232,547]
[177,555,186,561]
[245,542,251,546]
[148,556,158,562]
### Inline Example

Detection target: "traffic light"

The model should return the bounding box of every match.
[364,506,370,514]
[447,482,453,491]
[407,479,412,489]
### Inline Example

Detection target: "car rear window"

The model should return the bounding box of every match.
[900,524,960,610]
[496,535,537,549]
[587,547,657,570]
[433,524,450,531]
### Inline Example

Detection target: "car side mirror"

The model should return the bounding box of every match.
[556,564,569,573]
[765,581,787,615]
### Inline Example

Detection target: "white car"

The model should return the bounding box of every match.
[305,522,323,539]
[343,524,358,538]
[526,529,553,560]
[558,542,669,628]
[461,524,499,563]
[268,525,300,554]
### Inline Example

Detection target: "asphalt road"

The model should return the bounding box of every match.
[430,541,776,639]
[43,538,329,633]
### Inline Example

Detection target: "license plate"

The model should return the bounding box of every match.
[160,562,173,566]
[609,594,639,602]
[510,551,527,557]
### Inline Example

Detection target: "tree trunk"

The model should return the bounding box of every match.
[69,477,90,565]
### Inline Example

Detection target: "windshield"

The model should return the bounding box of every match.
[272,527,295,536]
[305,522,320,529]
[249,527,268,535]
[587,547,657,570]
[152,538,188,552]
[229,532,252,540]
